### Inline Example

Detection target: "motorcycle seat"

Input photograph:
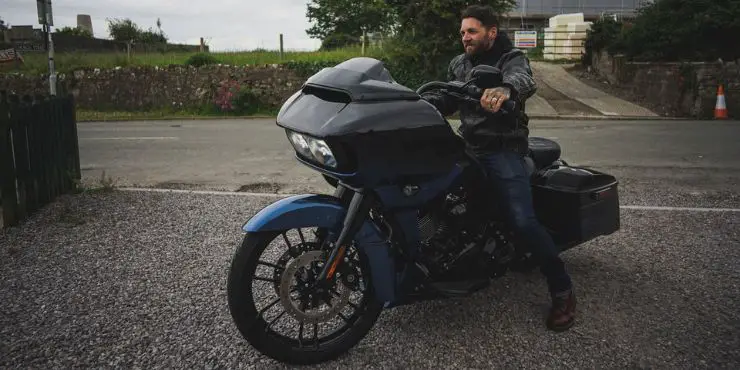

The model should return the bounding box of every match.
[527,137,561,170]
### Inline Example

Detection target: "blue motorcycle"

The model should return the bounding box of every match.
[227,57,620,365]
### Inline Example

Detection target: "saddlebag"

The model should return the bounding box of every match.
[531,165,620,250]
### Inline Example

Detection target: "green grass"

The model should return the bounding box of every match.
[7,46,387,75]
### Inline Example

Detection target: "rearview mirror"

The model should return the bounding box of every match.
[469,65,503,88]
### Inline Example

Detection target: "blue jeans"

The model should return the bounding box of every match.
[477,150,573,294]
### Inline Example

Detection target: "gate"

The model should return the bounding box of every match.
[0,91,81,228]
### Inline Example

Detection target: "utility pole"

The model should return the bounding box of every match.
[36,0,56,95]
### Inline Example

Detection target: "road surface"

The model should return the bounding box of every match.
[77,118,740,209]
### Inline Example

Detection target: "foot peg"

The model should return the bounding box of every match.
[429,279,489,297]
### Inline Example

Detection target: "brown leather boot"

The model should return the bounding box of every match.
[546,289,576,331]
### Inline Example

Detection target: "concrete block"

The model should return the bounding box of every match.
[549,13,585,27]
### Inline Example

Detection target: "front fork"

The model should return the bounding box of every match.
[315,184,373,282]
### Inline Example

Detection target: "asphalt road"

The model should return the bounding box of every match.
[77,118,740,208]
[1,118,738,368]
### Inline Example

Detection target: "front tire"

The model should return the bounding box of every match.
[227,229,384,365]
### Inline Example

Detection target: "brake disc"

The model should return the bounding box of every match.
[278,250,351,324]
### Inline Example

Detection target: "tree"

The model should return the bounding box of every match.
[0,17,8,31]
[306,0,395,41]
[107,18,142,42]
[106,18,168,44]
[381,0,517,86]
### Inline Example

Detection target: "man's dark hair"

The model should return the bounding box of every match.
[461,5,499,29]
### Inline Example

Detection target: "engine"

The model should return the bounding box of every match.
[416,188,511,277]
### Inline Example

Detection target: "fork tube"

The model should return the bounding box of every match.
[317,190,372,281]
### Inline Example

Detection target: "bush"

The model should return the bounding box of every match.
[231,87,262,115]
[588,0,740,62]
[622,0,740,61]
[320,33,361,51]
[213,79,265,115]
[377,39,437,90]
[582,17,624,66]
[185,53,220,67]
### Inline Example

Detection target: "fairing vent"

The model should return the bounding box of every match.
[303,84,352,104]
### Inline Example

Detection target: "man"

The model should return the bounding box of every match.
[421,4,577,332]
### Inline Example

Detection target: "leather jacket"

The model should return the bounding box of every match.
[422,32,537,155]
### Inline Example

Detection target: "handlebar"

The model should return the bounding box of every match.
[416,80,518,116]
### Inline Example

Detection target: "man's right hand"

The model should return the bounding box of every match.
[480,87,511,113]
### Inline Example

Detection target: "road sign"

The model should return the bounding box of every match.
[37,0,53,26]
[514,31,537,48]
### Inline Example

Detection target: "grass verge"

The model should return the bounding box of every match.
[4,47,386,75]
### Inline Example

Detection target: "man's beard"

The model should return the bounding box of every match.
[464,37,493,56]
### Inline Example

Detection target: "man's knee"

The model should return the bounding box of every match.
[507,198,540,232]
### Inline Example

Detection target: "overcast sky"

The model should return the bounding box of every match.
[2,0,322,51]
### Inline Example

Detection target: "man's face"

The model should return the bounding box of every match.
[460,17,497,56]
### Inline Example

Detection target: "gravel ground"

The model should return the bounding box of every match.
[1,190,739,369]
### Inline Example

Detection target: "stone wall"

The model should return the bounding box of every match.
[0,64,306,112]
[592,50,740,118]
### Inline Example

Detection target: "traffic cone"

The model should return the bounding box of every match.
[714,84,728,119]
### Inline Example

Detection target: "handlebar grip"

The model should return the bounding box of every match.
[501,100,517,114]
[466,86,483,99]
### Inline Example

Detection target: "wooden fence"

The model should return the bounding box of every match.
[0,91,81,228]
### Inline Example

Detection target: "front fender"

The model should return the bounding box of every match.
[242,194,396,303]
[243,194,346,232]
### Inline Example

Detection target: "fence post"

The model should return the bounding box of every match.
[361,29,367,56]
[67,94,81,185]
[50,96,63,197]
[32,95,50,206]
[279,34,284,61]
[9,95,29,222]
[0,95,19,227]
[24,95,41,216]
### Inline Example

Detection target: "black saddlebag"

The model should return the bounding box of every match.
[531,165,620,249]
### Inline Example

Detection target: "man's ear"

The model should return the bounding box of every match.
[489,26,498,39]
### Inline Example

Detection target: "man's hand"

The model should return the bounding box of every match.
[480,87,511,113]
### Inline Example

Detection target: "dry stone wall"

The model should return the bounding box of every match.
[592,50,740,118]
[0,64,307,112]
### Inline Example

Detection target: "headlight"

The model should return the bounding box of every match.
[287,130,338,168]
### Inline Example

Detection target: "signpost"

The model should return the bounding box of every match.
[514,30,538,49]
[36,0,56,95]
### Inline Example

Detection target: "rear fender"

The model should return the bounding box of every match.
[243,194,396,303]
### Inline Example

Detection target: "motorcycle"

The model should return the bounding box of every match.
[226,57,620,365]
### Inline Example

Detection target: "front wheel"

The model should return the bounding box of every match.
[227,228,384,365]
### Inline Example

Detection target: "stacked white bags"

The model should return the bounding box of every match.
[543,13,593,60]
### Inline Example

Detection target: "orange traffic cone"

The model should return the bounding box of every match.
[714,84,728,119]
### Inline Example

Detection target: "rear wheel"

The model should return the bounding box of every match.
[227,228,383,365]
